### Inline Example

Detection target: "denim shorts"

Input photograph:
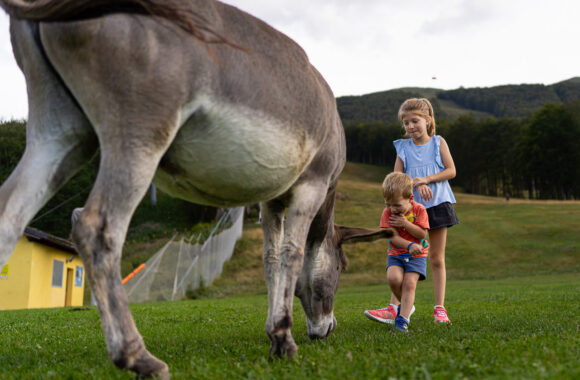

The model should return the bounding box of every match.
[427,202,459,230]
[387,254,427,281]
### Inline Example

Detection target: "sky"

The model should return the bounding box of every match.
[1,0,579,120]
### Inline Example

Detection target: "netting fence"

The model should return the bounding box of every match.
[123,207,244,303]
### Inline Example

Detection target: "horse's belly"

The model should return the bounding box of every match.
[154,99,317,206]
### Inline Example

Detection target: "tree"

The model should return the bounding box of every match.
[520,103,580,199]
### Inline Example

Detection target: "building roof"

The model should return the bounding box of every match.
[24,227,77,254]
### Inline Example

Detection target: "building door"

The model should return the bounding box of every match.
[65,268,74,306]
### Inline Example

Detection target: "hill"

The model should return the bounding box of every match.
[337,77,580,123]
[194,162,580,299]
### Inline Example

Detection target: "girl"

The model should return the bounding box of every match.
[364,98,458,324]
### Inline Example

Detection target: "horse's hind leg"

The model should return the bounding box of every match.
[0,20,96,267]
[72,114,181,378]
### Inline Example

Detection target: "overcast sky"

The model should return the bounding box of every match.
[1,0,579,120]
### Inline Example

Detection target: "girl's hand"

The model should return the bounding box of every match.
[408,243,422,256]
[416,184,433,201]
[413,176,429,187]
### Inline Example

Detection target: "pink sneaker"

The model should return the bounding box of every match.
[364,304,397,324]
[434,305,451,323]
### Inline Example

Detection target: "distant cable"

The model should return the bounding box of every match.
[30,184,92,223]
[30,153,99,224]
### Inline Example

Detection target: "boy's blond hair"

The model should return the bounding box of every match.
[398,98,436,137]
[382,172,413,201]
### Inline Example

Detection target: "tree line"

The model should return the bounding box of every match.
[337,77,580,122]
[1,98,578,238]
[344,101,580,200]
[0,120,215,237]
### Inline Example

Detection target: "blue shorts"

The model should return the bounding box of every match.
[387,254,427,281]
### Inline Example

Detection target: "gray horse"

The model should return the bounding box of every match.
[0,0,392,377]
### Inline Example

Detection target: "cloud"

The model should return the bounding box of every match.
[1,0,579,119]
[418,0,496,36]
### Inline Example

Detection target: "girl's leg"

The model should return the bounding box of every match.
[399,272,419,319]
[429,227,448,306]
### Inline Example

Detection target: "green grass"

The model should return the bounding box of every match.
[2,162,579,378]
[0,274,578,379]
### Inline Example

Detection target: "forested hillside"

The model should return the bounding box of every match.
[340,79,580,201]
[1,78,578,239]
[0,120,217,239]
[337,77,580,122]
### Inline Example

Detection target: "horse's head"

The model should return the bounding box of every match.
[295,225,394,339]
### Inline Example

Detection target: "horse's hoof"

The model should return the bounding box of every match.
[268,330,298,358]
[130,350,170,379]
[269,330,298,358]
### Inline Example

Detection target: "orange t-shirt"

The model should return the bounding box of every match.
[380,200,430,257]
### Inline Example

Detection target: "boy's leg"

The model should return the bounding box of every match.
[387,265,404,302]
[364,259,403,324]
[399,272,420,319]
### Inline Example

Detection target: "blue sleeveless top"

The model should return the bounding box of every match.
[393,135,456,209]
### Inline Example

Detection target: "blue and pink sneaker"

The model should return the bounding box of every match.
[394,315,409,333]
[434,305,451,323]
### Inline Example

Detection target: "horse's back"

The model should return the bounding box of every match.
[22,1,344,207]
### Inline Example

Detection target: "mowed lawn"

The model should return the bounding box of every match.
[0,162,579,379]
[0,274,578,379]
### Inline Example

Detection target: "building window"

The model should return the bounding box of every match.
[52,259,64,287]
[75,266,83,287]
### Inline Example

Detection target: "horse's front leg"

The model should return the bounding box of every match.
[72,115,181,379]
[267,180,328,358]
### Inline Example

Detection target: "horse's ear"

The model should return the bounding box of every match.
[335,225,394,245]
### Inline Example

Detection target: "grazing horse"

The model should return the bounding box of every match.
[0,0,393,377]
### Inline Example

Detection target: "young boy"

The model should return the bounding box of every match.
[364,172,430,332]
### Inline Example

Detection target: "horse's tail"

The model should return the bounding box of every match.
[0,0,238,47]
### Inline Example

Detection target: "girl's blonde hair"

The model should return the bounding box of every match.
[398,98,436,136]
[382,172,414,201]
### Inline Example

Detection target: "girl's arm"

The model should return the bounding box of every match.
[413,137,456,186]
[394,156,404,172]
[396,154,434,201]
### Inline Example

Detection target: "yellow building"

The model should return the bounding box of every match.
[0,227,85,310]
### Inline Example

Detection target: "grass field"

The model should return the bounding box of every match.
[1,162,579,379]
[0,274,578,379]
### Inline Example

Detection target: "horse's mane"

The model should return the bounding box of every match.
[0,0,237,48]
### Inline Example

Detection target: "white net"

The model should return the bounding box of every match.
[124,207,244,303]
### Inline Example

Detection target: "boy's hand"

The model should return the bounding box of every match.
[408,243,422,256]
[389,214,408,228]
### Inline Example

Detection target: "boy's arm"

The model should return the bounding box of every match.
[390,233,422,256]
[390,214,427,240]
[403,221,427,240]
[390,229,425,256]
[388,228,406,248]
